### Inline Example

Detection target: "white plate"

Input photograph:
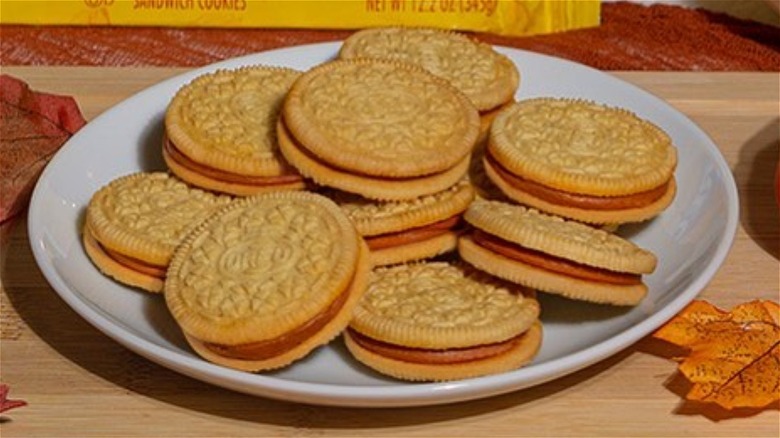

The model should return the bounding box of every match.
[28,42,739,408]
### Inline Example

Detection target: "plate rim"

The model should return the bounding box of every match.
[27,42,740,408]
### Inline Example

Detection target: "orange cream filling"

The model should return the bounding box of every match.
[96,237,167,279]
[164,137,303,186]
[486,152,669,210]
[472,229,641,285]
[348,328,525,364]
[365,215,462,250]
[201,277,352,361]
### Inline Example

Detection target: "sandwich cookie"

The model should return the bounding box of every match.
[486,98,677,224]
[459,199,657,306]
[280,58,479,201]
[164,66,305,196]
[344,262,541,381]
[164,191,369,372]
[83,172,232,292]
[332,178,475,266]
[338,26,519,143]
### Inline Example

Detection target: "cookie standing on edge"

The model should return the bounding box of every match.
[279,59,479,201]
[164,66,306,196]
[164,191,369,372]
[459,199,657,306]
[486,98,677,224]
[344,262,542,381]
[332,178,475,266]
[83,172,233,293]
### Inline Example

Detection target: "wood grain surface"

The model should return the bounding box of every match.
[0,67,778,437]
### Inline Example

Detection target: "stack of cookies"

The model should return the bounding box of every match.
[82,26,678,383]
[278,58,479,201]
[450,96,678,310]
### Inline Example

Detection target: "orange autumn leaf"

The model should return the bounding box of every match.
[653,299,780,410]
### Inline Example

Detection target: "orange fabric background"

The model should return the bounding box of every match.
[2,3,779,70]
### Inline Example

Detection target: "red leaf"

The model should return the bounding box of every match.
[0,74,86,224]
[0,383,27,414]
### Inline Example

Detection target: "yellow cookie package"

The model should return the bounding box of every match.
[0,0,600,37]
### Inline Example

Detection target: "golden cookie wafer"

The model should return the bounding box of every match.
[465,199,656,273]
[164,191,369,371]
[82,228,164,292]
[162,149,305,197]
[486,98,677,224]
[165,66,304,195]
[459,236,647,306]
[483,155,677,224]
[283,58,479,178]
[339,27,519,112]
[84,172,232,292]
[489,98,677,197]
[345,261,541,381]
[344,321,541,382]
[277,120,470,201]
[332,179,474,236]
[460,199,656,305]
[329,179,474,266]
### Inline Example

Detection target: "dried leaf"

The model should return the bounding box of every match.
[0,383,27,414]
[653,299,780,410]
[0,74,86,224]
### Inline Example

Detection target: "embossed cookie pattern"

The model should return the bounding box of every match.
[353,262,540,349]
[339,27,519,111]
[171,67,300,161]
[364,263,532,329]
[300,64,468,159]
[176,200,345,320]
[490,98,677,195]
[283,59,480,179]
[88,173,231,260]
